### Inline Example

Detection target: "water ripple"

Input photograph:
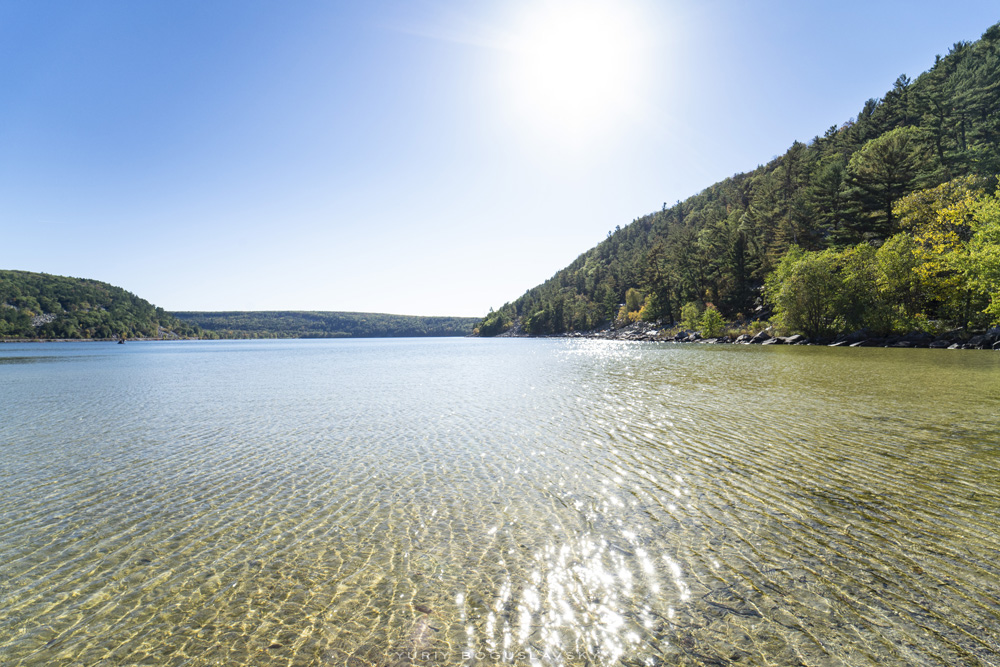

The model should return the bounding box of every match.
[0,339,998,665]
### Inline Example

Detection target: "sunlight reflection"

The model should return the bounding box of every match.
[663,556,691,601]
[476,530,681,665]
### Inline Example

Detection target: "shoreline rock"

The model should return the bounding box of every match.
[506,322,1000,350]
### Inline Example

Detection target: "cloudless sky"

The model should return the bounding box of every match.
[2,1,998,316]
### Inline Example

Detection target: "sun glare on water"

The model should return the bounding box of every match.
[501,0,650,147]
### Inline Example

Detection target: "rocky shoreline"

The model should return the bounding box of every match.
[504,322,1000,350]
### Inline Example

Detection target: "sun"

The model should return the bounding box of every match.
[500,0,649,147]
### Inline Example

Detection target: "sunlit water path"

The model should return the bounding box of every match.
[1,338,999,666]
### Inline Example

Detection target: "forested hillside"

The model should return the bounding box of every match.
[0,270,201,339]
[171,311,478,338]
[0,271,478,340]
[477,22,1000,338]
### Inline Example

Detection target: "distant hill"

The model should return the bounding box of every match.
[0,270,199,339]
[171,311,478,338]
[478,21,1000,337]
[0,270,478,340]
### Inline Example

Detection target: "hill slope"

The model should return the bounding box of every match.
[171,311,478,338]
[0,271,479,340]
[0,270,199,339]
[478,22,1000,337]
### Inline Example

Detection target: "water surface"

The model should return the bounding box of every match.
[1,339,998,666]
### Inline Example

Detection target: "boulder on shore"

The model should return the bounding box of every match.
[899,331,934,347]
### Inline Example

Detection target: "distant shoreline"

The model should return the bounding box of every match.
[0,338,180,344]
[0,335,469,343]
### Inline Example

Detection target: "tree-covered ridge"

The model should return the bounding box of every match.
[0,270,200,339]
[0,272,479,340]
[478,22,1000,338]
[171,311,478,339]
[766,175,1000,338]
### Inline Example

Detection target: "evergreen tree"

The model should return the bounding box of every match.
[845,126,929,240]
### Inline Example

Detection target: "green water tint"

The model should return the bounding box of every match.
[1,339,998,666]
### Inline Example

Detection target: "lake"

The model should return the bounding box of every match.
[1,338,999,666]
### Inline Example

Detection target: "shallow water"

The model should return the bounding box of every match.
[1,338,998,666]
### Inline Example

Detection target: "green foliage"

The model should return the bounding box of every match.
[764,177,1000,336]
[624,288,644,314]
[639,293,663,322]
[680,301,703,330]
[766,247,843,338]
[845,126,929,240]
[0,270,201,339]
[700,306,725,337]
[842,236,928,333]
[894,177,989,326]
[0,272,477,340]
[478,22,1000,337]
[174,311,479,339]
[613,304,628,328]
[475,308,513,337]
[967,185,1000,321]
[808,155,852,245]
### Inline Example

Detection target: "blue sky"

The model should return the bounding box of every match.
[2,1,998,316]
